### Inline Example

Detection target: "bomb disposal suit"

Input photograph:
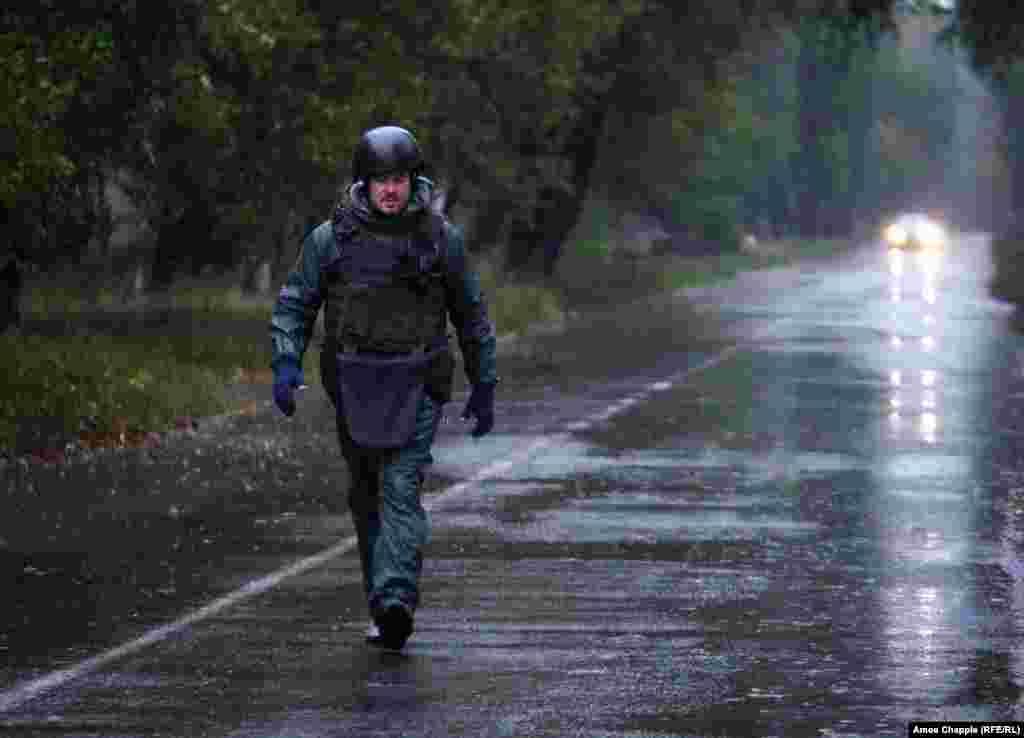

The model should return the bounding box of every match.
[270,126,497,650]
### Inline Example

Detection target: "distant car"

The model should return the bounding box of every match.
[882,213,947,252]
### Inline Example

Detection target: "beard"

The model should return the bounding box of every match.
[374,195,407,214]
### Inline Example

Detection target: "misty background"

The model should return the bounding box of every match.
[1,1,1023,311]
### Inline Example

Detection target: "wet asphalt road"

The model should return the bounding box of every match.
[3,234,1024,736]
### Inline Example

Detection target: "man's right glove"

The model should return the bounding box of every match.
[461,381,496,438]
[272,360,305,417]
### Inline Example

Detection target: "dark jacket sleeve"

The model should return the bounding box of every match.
[441,221,498,385]
[270,222,331,371]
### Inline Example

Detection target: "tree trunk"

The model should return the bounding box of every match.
[469,198,508,254]
[149,198,216,288]
[1005,89,1024,233]
[528,103,610,276]
[149,205,181,290]
[794,23,831,238]
[273,208,298,282]
[0,254,23,332]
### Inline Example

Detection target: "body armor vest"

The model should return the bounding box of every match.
[322,213,447,354]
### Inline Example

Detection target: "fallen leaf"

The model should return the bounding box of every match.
[236,400,260,416]
[123,431,149,448]
[238,368,273,384]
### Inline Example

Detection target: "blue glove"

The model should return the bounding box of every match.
[461,381,496,438]
[272,361,305,417]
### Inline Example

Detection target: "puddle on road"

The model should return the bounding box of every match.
[516,506,819,545]
[433,436,604,480]
[884,487,970,504]
[879,452,971,480]
[432,434,832,545]
[433,434,864,485]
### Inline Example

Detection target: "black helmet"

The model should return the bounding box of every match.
[352,126,423,182]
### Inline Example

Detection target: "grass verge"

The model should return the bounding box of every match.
[3,332,231,450]
[6,283,322,452]
[475,259,565,337]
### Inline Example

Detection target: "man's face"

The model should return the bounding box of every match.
[368,172,412,216]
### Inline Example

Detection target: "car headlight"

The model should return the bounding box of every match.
[884,224,908,246]
[915,221,945,249]
[917,247,941,271]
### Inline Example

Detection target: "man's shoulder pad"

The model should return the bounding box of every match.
[432,212,465,248]
[309,220,337,252]
[310,220,334,240]
[305,220,342,272]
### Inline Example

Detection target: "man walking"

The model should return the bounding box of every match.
[270,125,498,650]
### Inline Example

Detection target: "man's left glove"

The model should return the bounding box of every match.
[461,381,497,438]
[272,360,305,417]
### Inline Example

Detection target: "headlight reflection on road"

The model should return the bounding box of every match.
[920,412,938,444]
[886,366,941,444]
[881,580,949,689]
[871,223,971,702]
[885,239,942,306]
[920,371,940,444]
[876,489,966,701]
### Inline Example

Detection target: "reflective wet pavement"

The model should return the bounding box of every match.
[3,234,1024,736]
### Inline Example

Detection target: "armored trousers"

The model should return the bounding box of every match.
[336,392,441,618]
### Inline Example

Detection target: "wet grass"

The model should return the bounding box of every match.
[475,259,564,338]
[3,300,309,454]
[4,330,228,445]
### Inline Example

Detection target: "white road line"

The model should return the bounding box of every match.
[0,343,740,713]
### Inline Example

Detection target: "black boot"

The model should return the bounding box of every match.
[368,604,413,650]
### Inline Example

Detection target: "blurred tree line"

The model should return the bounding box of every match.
[955,2,1024,228]
[951,2,1024,305]
[3,0,1002,298]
